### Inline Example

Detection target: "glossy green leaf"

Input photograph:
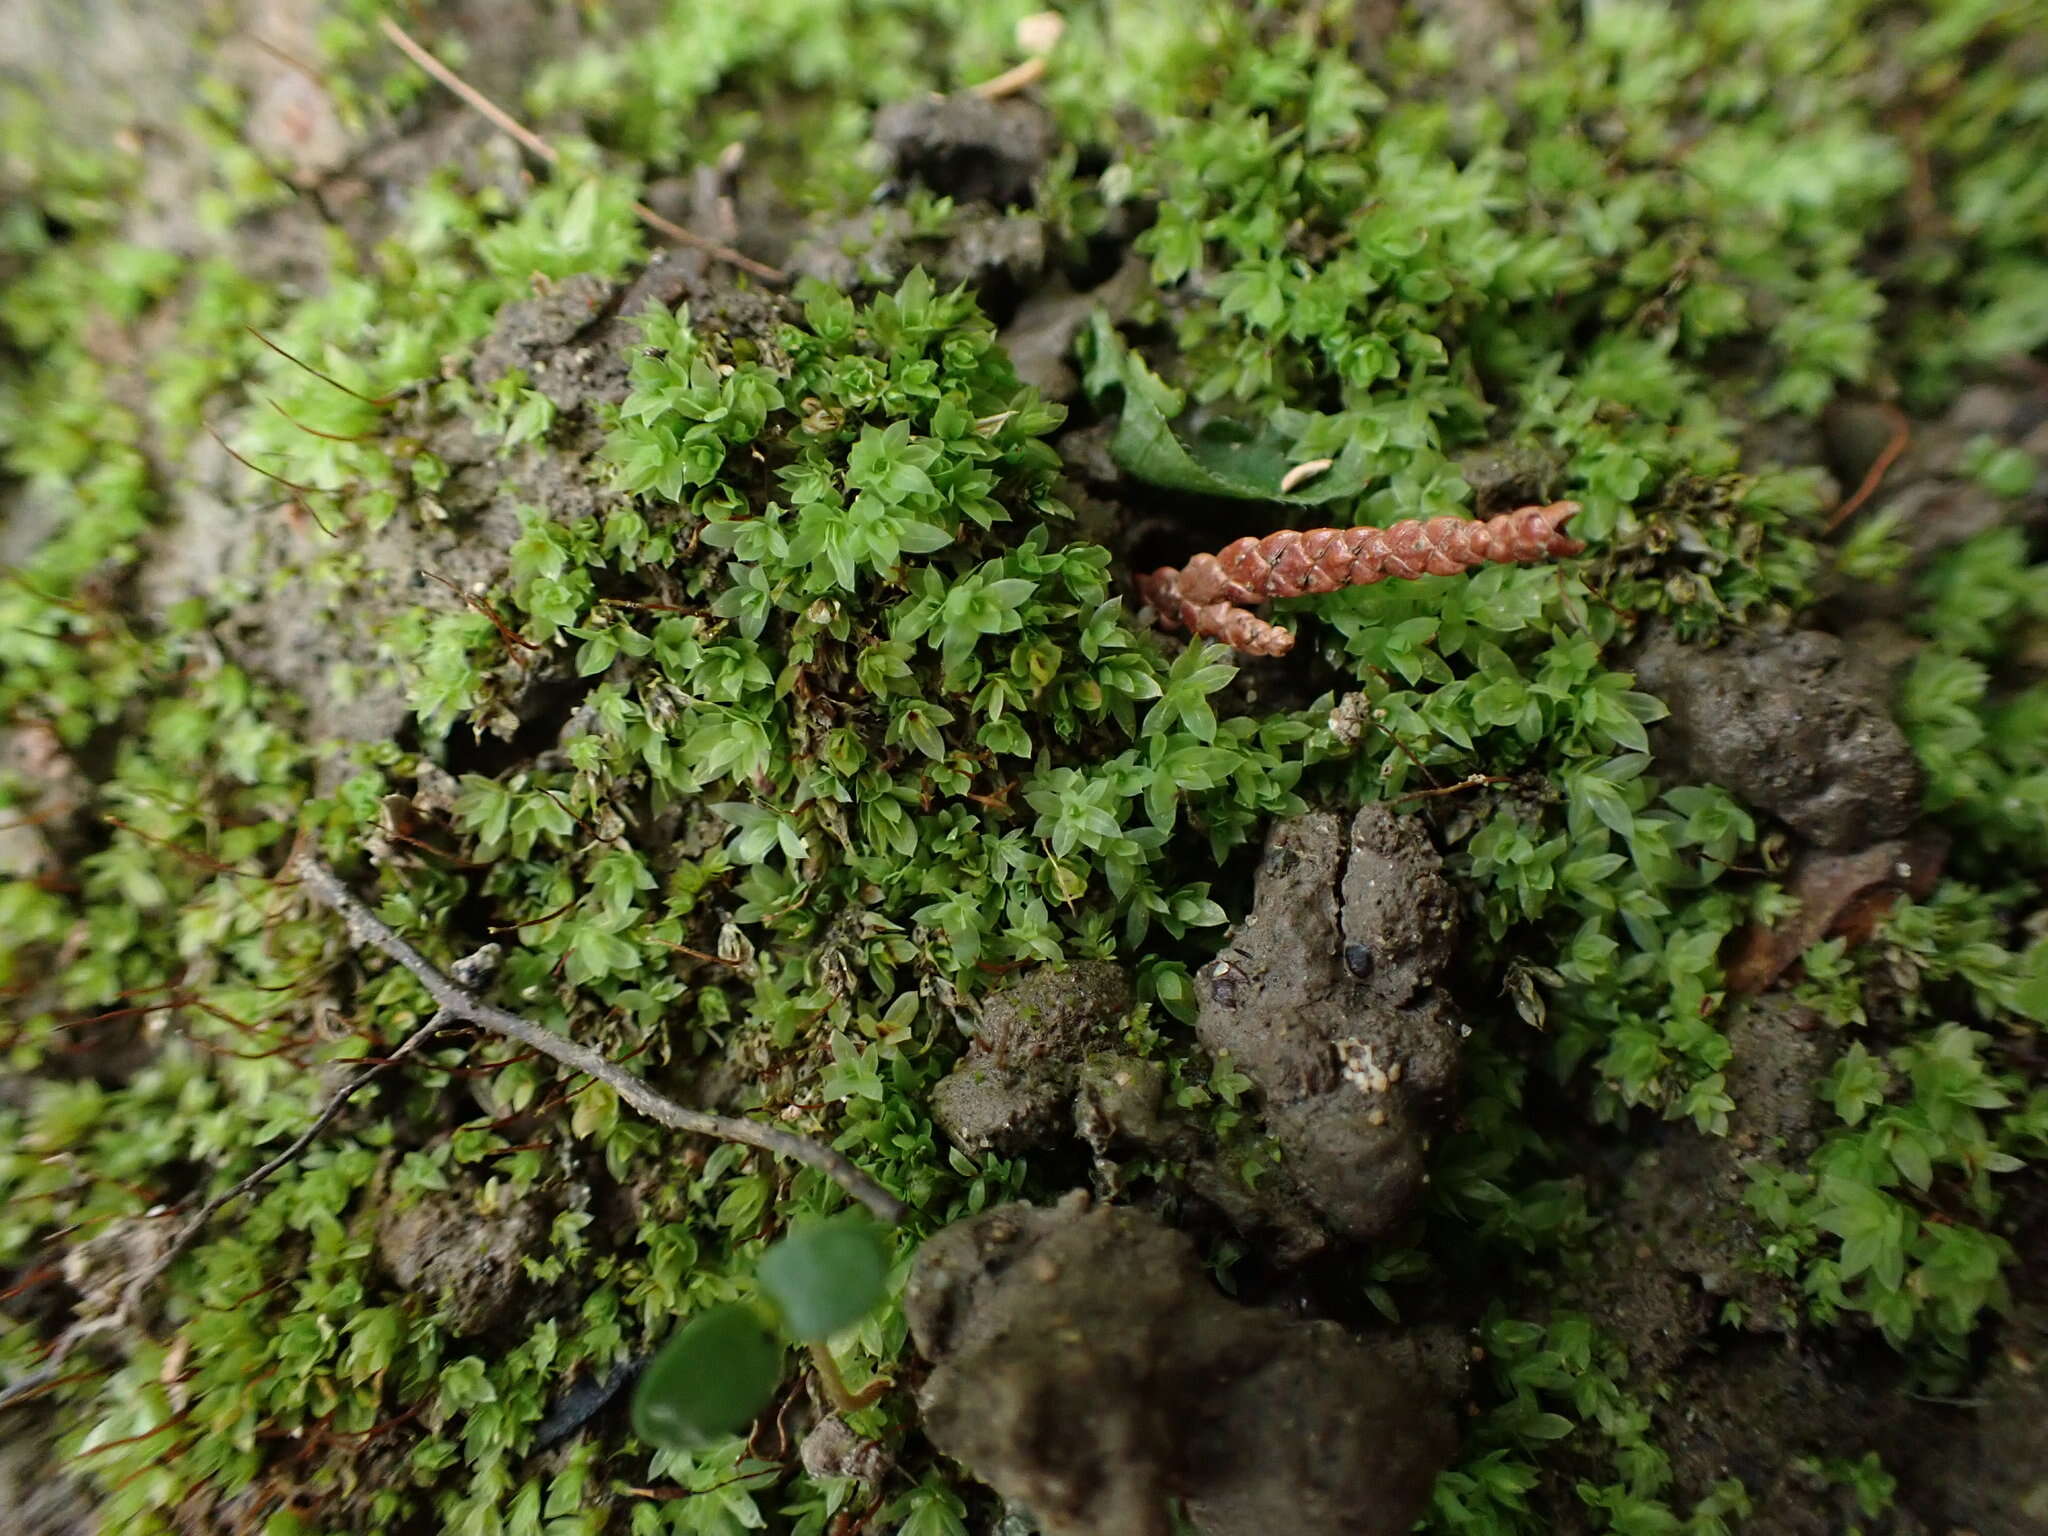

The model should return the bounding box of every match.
[755,1214,890,1341]
[1090,316,1371,504]
[630,1303,784,1449]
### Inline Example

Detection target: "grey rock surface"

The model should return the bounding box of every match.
[789,206,1048,295]
[930,962,1132,1156]
[799,1414,894,1485]
[905,1194,1456,1536]
[375,1188,543,1337]
[1194,807,1463,1239]
[871,93,1054,208]
[1576,997,1835,1364]
[1632,626,1922,849]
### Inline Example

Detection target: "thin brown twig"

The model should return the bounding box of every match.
[0,801,81,834]
[649,936,742,967]
[378,16,557,161]
[598,596,703,614]
[0,869,899,1412]
[1,569,91,612]
[1391,773,1513,804]
[266,397,377,442]
[100,815,291,883]
[247,35,329,89]
[829,1489,889,1536]
[183,995,294,1040]
[0,954,496,1416]
[203,425,331,502]
[0,1365,101,1409]
[538,785,602,840]
[72,1404,193,1458]
[380,827,491,867]
[203,425,340,537]
[0,1265,60,1304]
[45,998,182,1034]
[376,16,785,284]
[244,327,395,407]
[178,1033,315,1064]
[972,56,1048,99]
[295,856,905,1223]
[625,1469,779,1501]
[105,1437,199,1494]
[973,11,1063,99]
[628,201,783,285]
[324,1400,426,1444]
[1825,404,1911,533]
[1358,666,1444,791]
[422,569,541,655]
[488,896,581,932]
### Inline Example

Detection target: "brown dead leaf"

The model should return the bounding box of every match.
[1725,828,1947,994]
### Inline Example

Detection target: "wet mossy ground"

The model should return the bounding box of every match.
[4,3,2048,1533]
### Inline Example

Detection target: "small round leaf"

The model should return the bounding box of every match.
[755,1215,891,1341]
[630,1303,784,1449]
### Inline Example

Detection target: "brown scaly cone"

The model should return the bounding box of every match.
[1137,500,1584,655]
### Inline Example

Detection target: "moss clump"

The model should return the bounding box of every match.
[4,3,2048,1533]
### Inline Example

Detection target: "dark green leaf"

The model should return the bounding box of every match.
[1090,317,1371,504]
[630,1303,784,1449]
[755,1215,890,1341]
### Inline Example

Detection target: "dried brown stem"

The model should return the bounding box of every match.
[295,856,905,1223]
[421,569,542,656]
[1139,501,1584,656]
[0,952,500,1415]
[245,326,395,406]
[1824,405,1911,533]
[377,17,785,284]
[972,56,1048,99]
[204,423,331,500]
[266,397,376,442]
[1391,773,1514,804]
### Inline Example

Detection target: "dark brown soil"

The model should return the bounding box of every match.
[7,5,2048,1535]
[906,1193,1458,1536]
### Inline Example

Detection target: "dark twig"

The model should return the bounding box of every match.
[295,856,905,1223]
[422,569,541,656]
[247,36,330,90]
[203,424,340,536]
[137,959,492,1284]
[0,871,904,1416]
[0,1365,71,1411]
[266,397,377,442]
[376,17,785,284]
[203,424,332,501]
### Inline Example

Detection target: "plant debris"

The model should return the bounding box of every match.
[1141,503,1582,656]
[1725,828,1948,993]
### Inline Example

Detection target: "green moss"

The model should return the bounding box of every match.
[4,3,2048,1532]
